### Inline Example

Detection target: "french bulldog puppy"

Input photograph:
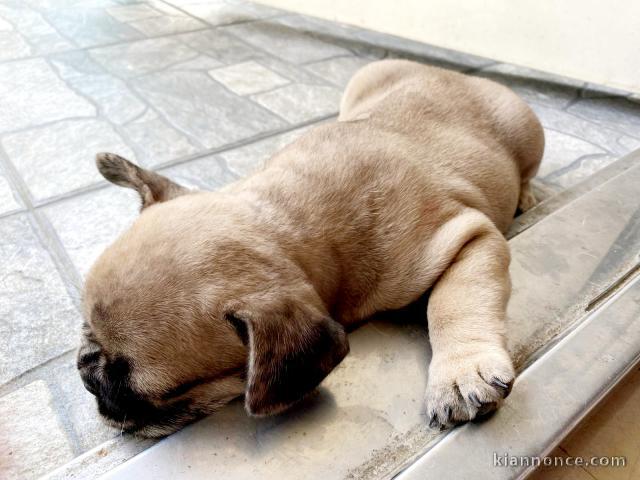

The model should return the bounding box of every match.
[78,59,543,437]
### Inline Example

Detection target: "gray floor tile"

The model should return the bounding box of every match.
[49,49,106,80]
[483,62,584,89]
[0,13,10,30]
[0,58,95,133]
[616,134,640,152]
[478,64,579,109]
[545,154,617,190]
[220,125,311,176]
[274,15,387,60]
[354,29,491,70]
[0,31,32,61]
[162,154,237,190]
[69,74,147,126]
[305,55,372,88]
[271,14,363,40]
[50,50,150,125]
[106,3,162,23]
[21,0,121,7]
[0,381,74,480]
[42,186,140,278]
[254,54,331,85]
[50,50,207,167]
[567,97,640,140]
[529,103,640,157]
[208,60,289,95]
[106,1,206,37]
[0,3,75,56]
[128,13,205,36]
[122,109,201,167]
[44,6,144,48]
[2,119,136,202]
[251,83,341,123]
[131,70,285,148]
[169,0,282,26]
[46,354,117,451]
[223,20,351,64]
[537,129,608,179]
[175,28,256,64]
[166,53,225,71]
[0,214,80,384]
[0,164,22,215]
[582,82,633,99]
[89,36,202,78]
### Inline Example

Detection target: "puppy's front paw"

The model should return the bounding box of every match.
[425,348,514,429]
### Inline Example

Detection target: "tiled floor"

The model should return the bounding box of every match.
[0,1,639,479]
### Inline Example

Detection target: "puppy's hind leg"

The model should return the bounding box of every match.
[425,216,515,429]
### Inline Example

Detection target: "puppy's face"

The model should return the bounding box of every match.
[78,153,349,437]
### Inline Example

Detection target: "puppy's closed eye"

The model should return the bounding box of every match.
[161,366,247,401]
[161,377,216,401]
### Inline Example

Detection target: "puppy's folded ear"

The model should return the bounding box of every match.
[227,302,349,416]
[96,152,189,210]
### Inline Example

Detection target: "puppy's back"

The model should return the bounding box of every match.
[341,60,543,183]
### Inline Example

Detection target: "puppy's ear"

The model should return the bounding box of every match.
[96,152,189,210]
[227,302,349,416]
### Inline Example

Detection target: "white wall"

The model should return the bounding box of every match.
[260,0,640,93]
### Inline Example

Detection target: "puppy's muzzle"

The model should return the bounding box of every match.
[77,351,130,422]
[77,344,140,424]
[77,342,190,434]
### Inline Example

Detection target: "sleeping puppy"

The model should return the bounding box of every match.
[78,59,544,437]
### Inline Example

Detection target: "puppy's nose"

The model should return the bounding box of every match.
[77,350,102,396]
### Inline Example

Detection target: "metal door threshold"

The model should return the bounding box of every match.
[46,155,640,480]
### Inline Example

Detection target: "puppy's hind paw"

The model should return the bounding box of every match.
[518,182,537,213]
[425,349,514,430]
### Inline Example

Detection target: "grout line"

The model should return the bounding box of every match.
[0,113,337,223]
[42,57,160,167]
[300,52,361,67]
[0,112,336,217]
[0,347,77,396]
[27,119,319,214]
[0,207,27,220]
[564,111,640,141]
[33,183,113,210]
[77,54,210,152]
[0,115,98,138]
[543,153,613,182]
[0,346,90,455]
[37,7,83,50]
[541,123,627,157]
[152,112,336,169]
[0,145,84,307]
[198,65,294,126]
[156,6,340,87]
